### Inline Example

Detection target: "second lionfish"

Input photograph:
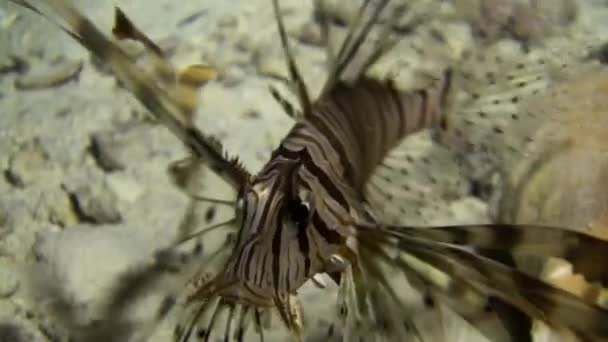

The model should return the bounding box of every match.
[11,0,608,341]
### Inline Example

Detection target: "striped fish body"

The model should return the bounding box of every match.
[285,78,452,189]
[213,74,454,312]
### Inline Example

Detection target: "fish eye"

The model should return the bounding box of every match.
[287,197,310,230]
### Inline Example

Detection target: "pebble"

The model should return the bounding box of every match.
[5,139,52,188]
[234,33,257,53]
[88,125,151,173]
[255,47,289,80]
[454,0,579,44]
[220,65,246,87]
[64,182,122,225]
[448,197,491,224]
[89,131,127,172]
[293,21,323,47]
[14,58,82,90]
[315,0,356,27]
[0,54,27,75]
[106,173,144,204]
[36,188,79,227]
[209,17,242,46]
[0,322,35,342]
[511,0,579,42]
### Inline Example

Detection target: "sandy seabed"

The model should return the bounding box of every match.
[1,0,608,341]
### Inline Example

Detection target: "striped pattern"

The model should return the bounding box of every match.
[216,74,453,308]
[190,4,457,339]
[307,77,451,189]
[208,73,453,341]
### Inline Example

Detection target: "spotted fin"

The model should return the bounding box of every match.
[362,41,599,227]
[437,45,597,180]
[363,131,469,226]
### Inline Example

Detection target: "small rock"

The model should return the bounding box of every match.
[449,197,490,224]
[0,322,34,342]
[14,58,82,90]
[0,54,28,75]
[220,65,246,87]
[167,156,207,196]
[315,0,356,27]
[209,18,241,46]
[30,225,170,329]
[106,174,143,204]
[5,139,52,188]
[35,188,79,227]
[0,258,19,298]
[293,21,323,46]
[510,0,578,43]
[530,0,578,27]
[255,48,288,80]
[455,0,513,42]
[88,125,151,172]
[234,33,256,52]
[89,132,126,172]
[64,182,122,225]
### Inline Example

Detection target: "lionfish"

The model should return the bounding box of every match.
[10,0,608,341]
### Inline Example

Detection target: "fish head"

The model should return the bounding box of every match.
[203,157,349,307]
